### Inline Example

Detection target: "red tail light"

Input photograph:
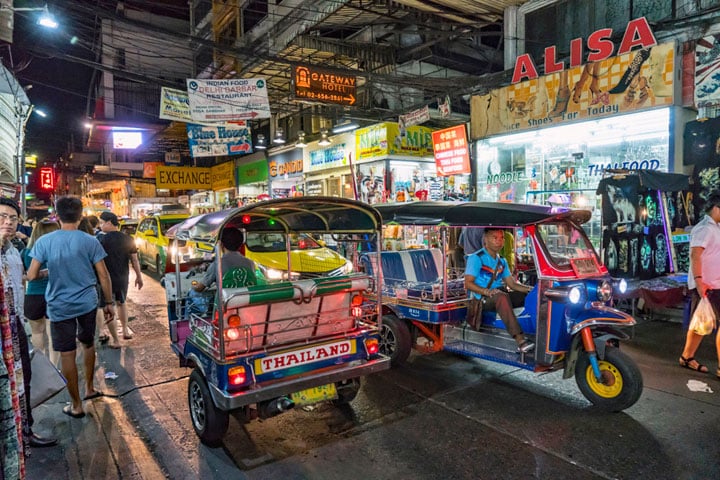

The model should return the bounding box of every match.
[228,366,247,386]
[365,338,379,355]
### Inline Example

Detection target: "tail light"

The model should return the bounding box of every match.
[351,294,364,318]
[365,338,379,355]
[228,366,247,386]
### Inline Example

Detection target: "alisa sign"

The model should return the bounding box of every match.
[512,17,657,84]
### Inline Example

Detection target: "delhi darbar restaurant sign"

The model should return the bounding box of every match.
[470,17,674,139]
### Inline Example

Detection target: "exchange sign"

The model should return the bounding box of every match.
[294,65,356,106]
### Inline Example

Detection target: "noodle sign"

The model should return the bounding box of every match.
[294,65,356,106]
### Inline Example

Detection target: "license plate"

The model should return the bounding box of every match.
[290,383,337,406]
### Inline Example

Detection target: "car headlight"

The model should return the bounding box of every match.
[263,267,299,281]
[568,286,583,304]
[597,280,613,302]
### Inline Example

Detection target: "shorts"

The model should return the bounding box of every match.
[24,294,48,321]
[51,309,97,352]
[97,283,128,307]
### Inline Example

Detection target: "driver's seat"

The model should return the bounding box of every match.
[222,267,263,288]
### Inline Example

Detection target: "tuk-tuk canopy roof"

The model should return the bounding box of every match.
[167,197,382,242]
[374,202,591,227]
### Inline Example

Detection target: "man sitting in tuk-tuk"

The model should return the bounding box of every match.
[464,228,535,353]
[192,228,257,291]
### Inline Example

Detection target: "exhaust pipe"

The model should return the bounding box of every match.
[258,397,295,418]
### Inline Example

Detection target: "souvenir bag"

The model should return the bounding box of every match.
[466,253,500,330]
[29,349,67,408]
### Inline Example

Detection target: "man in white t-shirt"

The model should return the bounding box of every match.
[679,192,720,376]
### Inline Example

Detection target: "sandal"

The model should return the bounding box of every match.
[679,355,708,373]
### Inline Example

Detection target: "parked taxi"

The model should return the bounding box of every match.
[135,207,190,273]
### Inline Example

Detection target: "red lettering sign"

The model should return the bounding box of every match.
[432,125,471,176]
[39,167,54,191]
[511,17,657,84]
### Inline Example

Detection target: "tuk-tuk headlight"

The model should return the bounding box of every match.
[597,280,613,302]
[568,286,583,304]
[616,278,628,295]
[342,259,354,274]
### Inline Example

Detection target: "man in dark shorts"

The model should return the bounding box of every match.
[27,197,114,419]
[97,211,143,346]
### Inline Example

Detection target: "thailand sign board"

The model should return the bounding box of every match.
[186,122,252,158]
[187,78,271,121]
[432,125,471,176]
[294,65,357,106]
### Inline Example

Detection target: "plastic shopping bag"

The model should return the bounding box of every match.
[690,297,717,336]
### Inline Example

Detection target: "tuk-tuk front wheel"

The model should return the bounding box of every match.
[188,369,229,446]
[380,314,412,366]
[575,346,643,412]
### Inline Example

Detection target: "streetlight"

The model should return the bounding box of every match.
[1,4,58,29]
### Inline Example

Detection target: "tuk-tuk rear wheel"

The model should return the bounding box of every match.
[188,369,229,446]
[380,315,412,366]
[332,378,361,406]
[575,346,643,412]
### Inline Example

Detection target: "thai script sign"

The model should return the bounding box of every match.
[432,125,471,176]
[187,78,271,121]
[237,159,269,185]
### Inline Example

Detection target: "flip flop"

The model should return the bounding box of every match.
[83,391,104,401]
[62,405,86,419]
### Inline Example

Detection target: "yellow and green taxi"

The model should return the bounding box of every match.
[135,209,190,273]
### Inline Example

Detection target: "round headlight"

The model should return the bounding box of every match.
[598,280,613,302]
[568,286,583,304]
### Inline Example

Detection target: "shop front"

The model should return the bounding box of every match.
[355,122,440,203]
[304,133,355,199]
[268,147,304,198]
[470,37,679,248]
[236,154,269,205]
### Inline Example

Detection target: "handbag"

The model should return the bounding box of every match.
[30,349,67,409]
[466,252,501,330]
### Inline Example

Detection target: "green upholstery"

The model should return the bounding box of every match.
[222,267,263,288]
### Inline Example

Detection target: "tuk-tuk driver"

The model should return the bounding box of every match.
[465,228,535,353]
[192,228,256,291]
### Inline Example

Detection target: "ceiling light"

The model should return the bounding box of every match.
[273,127,286,145]
[296,131,307,148]
[318,129,331,146]
[255,133,267,150]
[332,118,359,134]
[37,6,58,29]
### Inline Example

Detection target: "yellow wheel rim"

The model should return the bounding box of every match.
[585,360,623,398]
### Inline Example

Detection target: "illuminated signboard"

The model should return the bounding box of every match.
[39,167,54,191]
[432,125,471,176]
[294,65,356,106]
[113,131,142,149]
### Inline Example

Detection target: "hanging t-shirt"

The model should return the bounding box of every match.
[683,117,720,166]
[596,175,641,225]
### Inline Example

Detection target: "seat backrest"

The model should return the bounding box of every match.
[222,267,259,288]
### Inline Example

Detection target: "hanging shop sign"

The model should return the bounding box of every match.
[399,106,430,129]
[470,41,675,139]
[156,166,211,190]
[308,144,347,172]
[143,162,162,179]
[186,122,251,158]
[159,87,191,122]
[511,17,657,84]
[186,78,271,121]
[39,167,54,191]
[237,159,269,185]
[695,34,720,109]
[211,161,236,190]
[268,149,304,178]
[431,125,471,176]
[293,65,356,106]
[356,123,434,161]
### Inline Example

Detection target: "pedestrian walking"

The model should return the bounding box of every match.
[26,197,114,418]
[97,211,143,346]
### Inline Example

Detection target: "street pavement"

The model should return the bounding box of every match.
[24,271,720,479]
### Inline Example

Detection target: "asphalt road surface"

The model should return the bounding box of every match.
[26,270,720,479]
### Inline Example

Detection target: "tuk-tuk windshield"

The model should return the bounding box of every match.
[245,233,321,253]
[536,222,596,267]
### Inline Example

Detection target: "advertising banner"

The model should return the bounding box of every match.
[432,125,471,176]
[187,78,271,121]
[186,122,252,158]
[398,106,430,129]
[211,161,236,190]
[237,159,269,185]
[695,35,720,109]
[143,162,162,179]
[470,42,675,139]
[308,144,347,172]
[159,87,191,122]
[268,149,304,178]
[356,123,434,161]
[156,166,211,190]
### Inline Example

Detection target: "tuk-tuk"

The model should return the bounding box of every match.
[367,201,642,412]
[163,198,390,445]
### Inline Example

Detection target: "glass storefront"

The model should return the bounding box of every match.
[473,108,671,247]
